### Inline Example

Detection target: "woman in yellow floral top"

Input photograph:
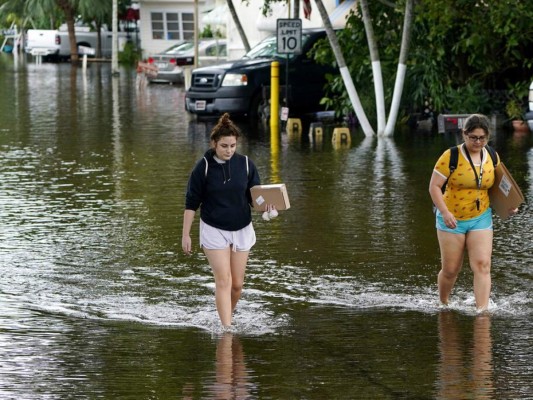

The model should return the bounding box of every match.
[428,114,517,312]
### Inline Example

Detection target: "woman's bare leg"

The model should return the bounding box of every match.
[205,248,233,326]
[204,248,250,326]
[466,229,493,311]
[437,230,466,305]
[230,250,249,312]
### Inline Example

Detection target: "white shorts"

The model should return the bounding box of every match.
[200,220,256,252]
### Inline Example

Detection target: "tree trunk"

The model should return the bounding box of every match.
[314,0,374,136]
[359,0,386,135]
[96,21,102,59]
[384,0,414,136]
[56,0,78,63]
[227,0,250,53]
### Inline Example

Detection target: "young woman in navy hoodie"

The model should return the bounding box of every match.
[182,113,261,329]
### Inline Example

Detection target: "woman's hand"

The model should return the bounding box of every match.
[182,235,192,255]
[441,209,457,229]
[262,204,278,221]
[182,210,196,255]
[508,207,519,217]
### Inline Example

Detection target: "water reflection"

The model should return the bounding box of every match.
[437,312,494,399]
[528,148,533,198]
[207,333,252,399]
[111,74,123,199]
[335,136,410,256]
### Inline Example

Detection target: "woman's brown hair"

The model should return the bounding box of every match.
[463,113,491,137]
[210,113,241,143]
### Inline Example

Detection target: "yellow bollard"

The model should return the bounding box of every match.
[308,122,323,143]
[270,62,279,135]
[286,118,302,136]
[331,127,351,148]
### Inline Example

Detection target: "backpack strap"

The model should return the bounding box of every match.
[449,144,497,170]
[440,146,459,195]
[485,145,498,167]
[448,145,459,175]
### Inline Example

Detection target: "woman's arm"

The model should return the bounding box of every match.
[429,171,457,229]
[182,209,196,255]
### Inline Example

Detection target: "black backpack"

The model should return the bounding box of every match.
[441,145,498,194]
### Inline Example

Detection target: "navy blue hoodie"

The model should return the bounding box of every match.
[185,149,261,231]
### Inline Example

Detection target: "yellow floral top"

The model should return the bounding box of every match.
[433,145,499,220]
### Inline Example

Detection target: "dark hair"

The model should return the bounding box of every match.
[210,113,241,143]
[463,113,491,137]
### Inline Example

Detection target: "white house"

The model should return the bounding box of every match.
[138,0,357,59]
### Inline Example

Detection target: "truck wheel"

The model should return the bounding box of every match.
[249,92,266,122]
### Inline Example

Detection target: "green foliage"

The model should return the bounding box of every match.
[199,24,223,39]
[118,40,140,65]
[0,0,134,29]
[309,3,402,123]
[409,0,533,114]
[310,0,533,119]
[504,81,529,120]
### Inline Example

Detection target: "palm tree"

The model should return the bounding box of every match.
[384,0,413,136]
[54,0,79,62]
[313,0,374,136]
[227,0,250,53]
[313,0,414,136]
[78,0,113,59]
[2,0,115,63]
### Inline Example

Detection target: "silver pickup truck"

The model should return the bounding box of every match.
[25,27,128,61]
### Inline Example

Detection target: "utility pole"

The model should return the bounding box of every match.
[194,0,198,68]
[112,0,119,75]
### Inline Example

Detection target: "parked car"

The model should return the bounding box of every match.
[184,29,338,119]
[147,39,227,84]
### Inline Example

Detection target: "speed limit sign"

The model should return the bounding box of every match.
[277,19,302,54]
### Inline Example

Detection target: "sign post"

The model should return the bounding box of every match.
[276,19,302,118]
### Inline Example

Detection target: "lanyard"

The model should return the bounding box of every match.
[463,144,484,210]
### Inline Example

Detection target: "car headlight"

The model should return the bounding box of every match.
[221,73,248,87]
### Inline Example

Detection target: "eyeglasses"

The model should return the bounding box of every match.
[467,135,487,143]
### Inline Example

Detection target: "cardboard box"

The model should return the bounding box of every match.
[489,162,525,220]
[250,184,290,211]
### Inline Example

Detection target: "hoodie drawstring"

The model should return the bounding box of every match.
[221,159,231,184]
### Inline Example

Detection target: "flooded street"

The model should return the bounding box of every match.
[0,56,532,399]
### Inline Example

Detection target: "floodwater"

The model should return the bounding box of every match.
[0,55,531,399]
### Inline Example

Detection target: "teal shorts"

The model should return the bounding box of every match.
[436,208,493,234]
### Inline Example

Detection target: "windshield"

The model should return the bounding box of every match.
[242,34,311,60]
[164,42,194,55]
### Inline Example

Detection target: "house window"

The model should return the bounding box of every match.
[151,12,194,40]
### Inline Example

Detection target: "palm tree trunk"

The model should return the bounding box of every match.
[56,0,78,63]
[227,0,250,52]
[384,0,414,136]
[359,0,386,135]
[95,21,102,59]
[314,0,374,136]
